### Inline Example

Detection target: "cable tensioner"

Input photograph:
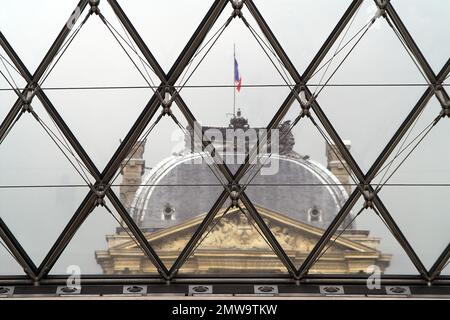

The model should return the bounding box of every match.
[372,0,390,23]
[441,106,450,118]
[362,186,375,209]
[94,184,106,207]
[20,86,37,114]
[231,0,244,19]
[435,86,450,118]
[89,0,100,15]
[300,104,311,119]
[375,0,390,9]
[229,184,241,208]
[299,91,314,118]
[161,91,173,116]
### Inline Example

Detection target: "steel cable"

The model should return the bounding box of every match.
[0,238,22,267]
[178,17,233,87]
[374,115,441,194]
[312,206,365,265]
[312,2,362,96]
[98,13,164,103]
[185,205,233,262]
[168,112,233,194]
[385,16,431,86]
[39,12,91,87]
[31,110,95,190]
[168,16,234,106]
[108,112,164,187]
[373,106,427,190]
[0,182,448,189]
[102,202,153,268]
[0,83,441,92]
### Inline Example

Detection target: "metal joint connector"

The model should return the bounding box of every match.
[375,0,390,10]
[362,186,375,209]
[94,184,106,207]
[21,87,37,113]
[231,0,244,19]
[300,105,311,118]
[435,86,450,118]
[372,0,390,22]
[440,106,450,118]
[299,92,314,118]
[21,102,33,114]
[229,184,241,208]
[161,89,173,116]
[89,0,100,15]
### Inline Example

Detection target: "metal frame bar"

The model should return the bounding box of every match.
[2,273,450,286]
[244,0,449,280]
[302,0,364,81]
[246,0,378,279]
[0,218,37,280]
[384,2,436,83]
[3,27,168,285]
[95,0,300,278]
[0,33,101,180]
[36,0,230,281]
[0,0,168,280]
[0,0,89,142]
[0,0,91,282]
[170,0,368,277]
[0,0,448,286]
[430,243,450,281]
[300,56,450,279]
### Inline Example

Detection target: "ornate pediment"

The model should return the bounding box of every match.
[110,205,379,255]
[96,205,391,274]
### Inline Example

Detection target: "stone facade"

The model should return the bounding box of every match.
[119,141,146,211]
[96,206,391,275]
[326,141,352,195]
[96,114,391,275]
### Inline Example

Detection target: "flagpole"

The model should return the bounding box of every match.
[233,43,236,117]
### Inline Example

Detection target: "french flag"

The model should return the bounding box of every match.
[234,55,242,92]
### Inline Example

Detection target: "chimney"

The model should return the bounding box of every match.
[326,140,352,195]
[119,140,146,211]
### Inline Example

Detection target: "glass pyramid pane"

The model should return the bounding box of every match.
[307,0,427,84]
[0,47,28,123]
[0,99,91,265]
[394,0,450,73]
[50,199,159,275]
[442,260,450,276]
[0,239,25,275]
[444,75,450,89]
[44,88,150,171]
[177,4,293,128]
[243,106,358,270]
[373,97,450,270]
[178,206,287,275]
[307,197,418,275]
[254,0,353,72]
[306,0,429,173]
[0,91,17,125]
[110,102,226,270]
[41,4,159,170]
[316,85,425,172]
[0,0,80,72]
[117,0,214,72]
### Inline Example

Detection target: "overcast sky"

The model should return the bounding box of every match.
[0,0,449,276]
